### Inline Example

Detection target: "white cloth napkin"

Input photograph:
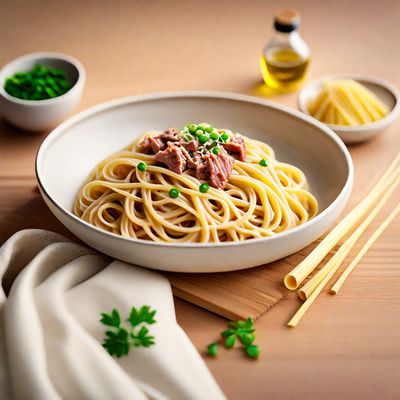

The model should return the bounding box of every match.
[0,229,225,400]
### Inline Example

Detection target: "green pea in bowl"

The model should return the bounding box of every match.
[0,52,85,131]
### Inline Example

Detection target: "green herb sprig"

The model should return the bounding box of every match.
[207,317,260,359]
[4,63,72,100]
[100,306,156,358]
[181,123,230,150]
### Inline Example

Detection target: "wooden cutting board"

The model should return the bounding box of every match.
[165,243,322,321]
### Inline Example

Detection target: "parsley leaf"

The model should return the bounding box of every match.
[100,306,157,358]
[102,328,130,357]
[132,325,155,347]
[128,305,157,326]
[100,308,121,327]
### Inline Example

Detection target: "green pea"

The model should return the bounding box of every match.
[199,183,209,193]
[238,332,255,346]
[259,159,268,167]
[188,125,197,134]
[221,132,229,142]
[245,344,260,359]
[209,132,219,140]
[169,187,180,198]
[212,147,221,155]
[205,126,213,133]
[207,342,219,357]
[198,134,209,144]
[195,129,204,137]
[137,162,147,171]
[224,335,236,349]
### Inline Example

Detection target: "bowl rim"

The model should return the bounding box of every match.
[0,51,86,106]
[298,73,400,132]
[35,90,354,248]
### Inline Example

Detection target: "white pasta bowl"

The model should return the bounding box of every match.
[36,91,353,273]
[298,74,400,144]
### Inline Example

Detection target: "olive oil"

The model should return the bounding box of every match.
[260,9,310,91]
[260,48,309,90]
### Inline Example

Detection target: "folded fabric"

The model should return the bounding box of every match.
[0,229,225,400]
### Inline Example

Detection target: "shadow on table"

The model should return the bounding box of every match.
[242,79,299,99]
[0,189,79,245]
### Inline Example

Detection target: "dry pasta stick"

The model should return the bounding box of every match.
[327,84,358,125]
[349,81,389,117]
[288,186,399,327]
[331,202,400,295]
[325,102,335,124]
[312,91,331,121]
[287,253,340,328]
[308,90,328,115]
[335,82,372,124]
[297,238,352,300]
[288,175,400,327]
[330,81,360,124]
[349,81,387,121]
[336,109,345,125]
[331,107,340,125]
[319,102,331,123]
[298,172,400,300]
[284,152,400,290]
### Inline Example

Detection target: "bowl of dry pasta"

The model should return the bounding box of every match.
[298,74,400,143]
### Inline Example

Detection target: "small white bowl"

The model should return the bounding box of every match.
[298,74,400,144]
[0,52,85,131]
[36,91,353,273]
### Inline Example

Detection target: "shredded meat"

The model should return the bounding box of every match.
[160,128,181,142]
[194,155,209,181]
[137,137,152,153]
[155,142,186,174]
[138,127,244,189]
[150,136,166,153]
[204,148,234,189]
[181,140,198,152]
[222,135,246,161]
[138,128,180,153]
[179,146,196,169]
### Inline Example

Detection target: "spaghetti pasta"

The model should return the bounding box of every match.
[73,127,318,243]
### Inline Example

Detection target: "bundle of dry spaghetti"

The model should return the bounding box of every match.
[285,151,400,327]
[308,79,390,126]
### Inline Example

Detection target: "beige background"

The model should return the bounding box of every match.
[1,1,400,399]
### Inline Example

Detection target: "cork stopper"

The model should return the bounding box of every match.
[274,9,300,33]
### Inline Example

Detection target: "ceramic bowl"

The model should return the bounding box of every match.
[298,74,400,144]
[36,91,353,273]
[0,52,85,131]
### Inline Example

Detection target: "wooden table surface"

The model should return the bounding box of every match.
[1,1,400,399]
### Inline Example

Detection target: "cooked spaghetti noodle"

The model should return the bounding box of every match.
[73,126,318,243]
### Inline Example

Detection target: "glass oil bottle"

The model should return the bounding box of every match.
[260,9,310,91]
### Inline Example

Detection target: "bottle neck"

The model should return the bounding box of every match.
[263,29,309,59]
[273,30,299,41]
